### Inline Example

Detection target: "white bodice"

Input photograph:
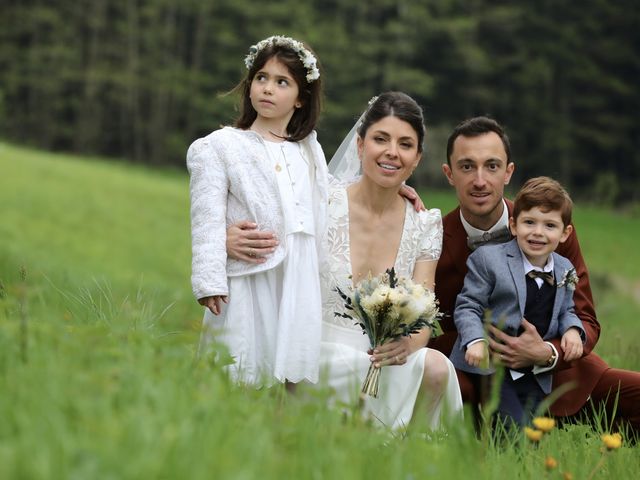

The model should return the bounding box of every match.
[320,186,443,330]
[264,140,316,236]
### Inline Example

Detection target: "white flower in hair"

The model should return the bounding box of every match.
[356,95,379,129]
[244,35,320,83]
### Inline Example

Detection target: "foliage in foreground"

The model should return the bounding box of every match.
[1,270,639,479]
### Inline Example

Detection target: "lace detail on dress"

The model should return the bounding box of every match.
[320,186,443,330]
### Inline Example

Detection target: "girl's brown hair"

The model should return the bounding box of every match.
[234,40,322,141]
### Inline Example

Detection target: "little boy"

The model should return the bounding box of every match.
[450,176,585,426]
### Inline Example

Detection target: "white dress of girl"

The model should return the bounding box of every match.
[199,137,323,386]
[319,186,463,430]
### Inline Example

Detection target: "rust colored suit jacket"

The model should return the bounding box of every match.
[431,201,609,416]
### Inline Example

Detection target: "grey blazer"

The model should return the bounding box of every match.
[450,239,585,394]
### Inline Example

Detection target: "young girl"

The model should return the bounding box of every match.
[187,35,327,386]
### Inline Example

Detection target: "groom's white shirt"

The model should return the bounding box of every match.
[459,199,510,238]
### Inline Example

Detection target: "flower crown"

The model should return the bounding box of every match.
[244,35,320,83]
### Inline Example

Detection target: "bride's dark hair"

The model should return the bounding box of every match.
[357,92,425,152]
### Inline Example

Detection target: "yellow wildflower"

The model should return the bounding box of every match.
[601,433,622,450]
[562,472,573,480]
[532,416,555,433]
[545,456,558,470]
[524,427,543,442]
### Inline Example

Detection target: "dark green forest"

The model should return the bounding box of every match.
[1,0,638,202]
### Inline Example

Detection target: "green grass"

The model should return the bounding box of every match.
[1,142,199,328]
[1,142,638,478]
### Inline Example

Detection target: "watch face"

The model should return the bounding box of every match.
[544,344,557,367]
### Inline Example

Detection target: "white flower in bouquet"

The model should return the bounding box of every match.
[335,268,442,398]
[360,285,392,318]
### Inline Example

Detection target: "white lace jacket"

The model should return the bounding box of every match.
[186,127,328,300]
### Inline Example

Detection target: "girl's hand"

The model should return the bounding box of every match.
[198,295,228,315]
[369,337,412,368]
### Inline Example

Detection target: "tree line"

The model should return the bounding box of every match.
[1,0,638,203]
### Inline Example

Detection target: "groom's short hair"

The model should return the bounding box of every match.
[446,116,511,165]
[513,176,573,227]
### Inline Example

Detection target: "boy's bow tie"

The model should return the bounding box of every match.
[527,270,555,286]
[466,226,512,251]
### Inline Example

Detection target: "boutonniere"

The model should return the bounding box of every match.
[557,267,579,291]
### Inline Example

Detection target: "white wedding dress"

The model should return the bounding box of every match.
[319,186,463,430]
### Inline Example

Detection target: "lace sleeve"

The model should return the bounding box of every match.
[416,208,443,262]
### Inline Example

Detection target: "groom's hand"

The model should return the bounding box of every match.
[227,221,278,264]
[399,184,425,212]
[488,319,550,369]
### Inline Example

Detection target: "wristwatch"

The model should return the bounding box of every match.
[544,343,558,367]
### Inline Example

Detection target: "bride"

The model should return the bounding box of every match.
[319,92,462,430]
[226,92,462,430]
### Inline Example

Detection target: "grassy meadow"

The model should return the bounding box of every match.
[1,142,638,478]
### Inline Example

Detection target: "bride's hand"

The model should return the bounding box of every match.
[369,337,412,368]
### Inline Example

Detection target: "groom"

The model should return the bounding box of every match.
[432,116,639,434]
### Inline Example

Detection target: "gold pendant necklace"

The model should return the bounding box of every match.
[275,144,285,172]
